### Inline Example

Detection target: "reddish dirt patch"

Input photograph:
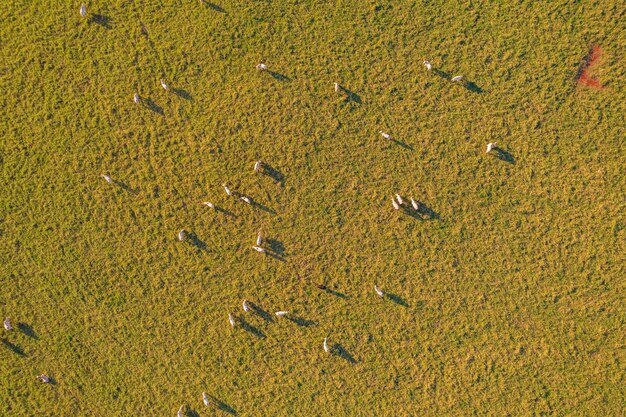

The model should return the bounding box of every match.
[577,45,605,89]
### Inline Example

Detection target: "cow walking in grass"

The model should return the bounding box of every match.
[374,284,385,297]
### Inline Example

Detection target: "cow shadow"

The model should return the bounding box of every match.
[340,86,362,104]
[265,250,285,262]
[214,206,237,218]
[18,323,38,339]
[287,316,316,327]
[493,147,515,164]
[266,239,285,256]
[113,180,139,195]
[464,81,482,93]
[143,98,164,115]
[410,202,440,220]
[333,343,356,364]
[269,71,291,81]
[432,68,450,80]
[1,338,26,356]
[238,318,265,339]
[325,288,349,299]
[262,164,284,185]
[251,200,276,214]
[202,1,227,13]
[250,303,274,322]
[389,137,413,150]
[187,232,208,251]
[90,14,112,29]
[233,192,276,214]
[207,395,237,415]
[173,88,193,101]
[387,293,409,307]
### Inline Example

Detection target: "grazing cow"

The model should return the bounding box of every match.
[374,284,385,297]
[3,317,13,331]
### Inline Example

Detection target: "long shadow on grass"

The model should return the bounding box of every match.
[207,395,237,415]
[464,81,482,93]
[387,293,409,307]
[333,343,356,364]
[432,68,481,92]
[90,14,112,29]
[43,376,58,385]
[432,68,450,80]
[186,409,200,417]
[18,323,38,339]
[239,318,265,339]
[325,288,349,299]
[389,137,413,150]
[269,71,291,81]
[201,1,227,13]
[114,180,139,195]
[250,303,274,322]
[143,98,164,115]
[287,316,316,327]
[251,200,276,214]
[266,239,285,256]
[262,164,284,185]
[340,86,362,104]
[214,206,238,218]
[493,147,515,164]
[407,202,439,220]
[233,192,276,214]
[265,251,285,262]
[173,88,192,101]
[2,338,26,356]
[187,232,208,251]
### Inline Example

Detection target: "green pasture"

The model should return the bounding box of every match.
[1,0,624,415]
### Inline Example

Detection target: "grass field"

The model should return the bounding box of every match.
[1,1,625,415]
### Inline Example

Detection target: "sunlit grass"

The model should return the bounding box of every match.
[0,1,624,415]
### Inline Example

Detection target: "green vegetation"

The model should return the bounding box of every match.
[1,1,624,415]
